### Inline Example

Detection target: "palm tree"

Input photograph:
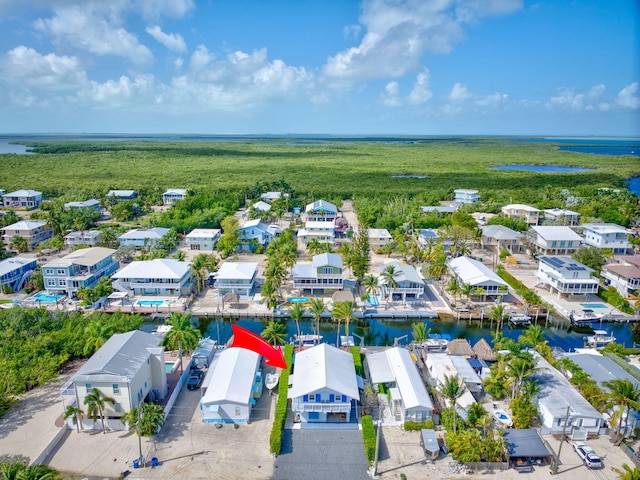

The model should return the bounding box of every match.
[461,282,474,304]
[84,388,115,434]
[332,300,357,347]
[64,405,84,433]
[122,402,165,465]
[278,242,298,277]
[288,302,306,348]
[10,235,28,253]
[191,253,218,293]
[0,462,60,480]
[83,321,116,356]
[613,463,640,480]
[438,374,466,433]
[361,274,379,301]
[603,378,640,439]
[446,277,463,306]
[380,265,400,306]
[411,322,430,343]
[507,354,539,400]
[308,297,325,344]
[99,227,118,248]
[306,238,324,257]
[488,304,508,337]
[261,320,287,347]
[163,312,201,374]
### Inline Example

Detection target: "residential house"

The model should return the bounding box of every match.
[64,230,103,249]
[453,189,479,205]
[421,205,457,214]
[424,352,476,418]
[378,261,425,301]
[214,262,258,297]
[536,256,599,297]
[2,189,43,209]
[480,225,524,253]
[542,208,580,226]
[252,201,271,213]
[185,228,221,251]
[447,256,509,298]
[106,190,138,201]
[530,226,582,256]
[367,347,434,422]
[566,350,640,436]
[501,204,541,226]
[42,247,120,298]
[64,199,101,213]
[602,255,640,297]
[63,331,167,422]
[2,220,53,251]
[293,253,343,294]
[200,347,262,424]
[289,344,359,423]
[305,200,338,222]
[111,258,193,296]
[162,188,188,205]
[297,221,335,249]
[532,354,604,435]
[238,219,275,251]
[367,228,393,251]
[581,223,632,255]
[260,191,283,202]
[0,257,38,292]
[118,228,171,249]
[427,353,482,396]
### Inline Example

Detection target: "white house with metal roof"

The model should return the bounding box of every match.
[293,253,343,294]
[542,208,580,226]
[200,347,262,424]
[106,190,138,201]
[185,228,221,251]
[0,256,37,292]
[532,354,604,435]
[447,256,509,298]
[378,261,425,302]
[480,225,524,253]
[536,256,599,296]
[111,258,193,296]
[64,199,101,213]
[423,353,477,417]
[305,200,338,222]
[421,205,457,214]
[289,343,360,423]
[64,331,167,422]
[501,204,541,225]
[530,226,582,256]
[367,228,393,251]
[260,191,283,202]
[2,220,53,251]
[367,347,434,422]
[297,220,335,249]
[162,188,188,205]
[2,189,42,208]
[64,230,103,249]
[238,219,276,250]
[118,227,171,248]
[42,247,120,298]
[602,256,640,297]
[453,189,479,204]
[214,262,258,297]
[581,223,632,255]
[252,200,272,213]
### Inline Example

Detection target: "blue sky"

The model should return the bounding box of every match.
[0,0,638,135]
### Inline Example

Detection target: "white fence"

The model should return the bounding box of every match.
[163,365,192,421]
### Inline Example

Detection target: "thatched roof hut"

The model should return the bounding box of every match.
[222,292,240,308]
[472,338,497,362]
[446,338,474,358]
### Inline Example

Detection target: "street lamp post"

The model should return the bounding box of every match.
[370,406,384,478]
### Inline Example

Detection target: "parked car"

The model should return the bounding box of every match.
[187,370,204,390]
[573,442,603,469]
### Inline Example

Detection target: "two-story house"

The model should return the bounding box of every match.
[214,262,258,297]
[447,256,509,298]
[501,204,541,226]
[0,256,38,292]
[288,343,359,424]
[64,199,102,213]
[293,253,343,295]
[536,256,599,297]
[2,189,43,209]
[297,221,335,249]
[63,331,167,424]
[64,230,103,249]
[367,228,393,251]
[602,255,640,298]
[118,228,171,249]
[238,220,276,251]
[106,190,138,201]
[111,258,193,296]
[378,261,425,302]
[530,226,582,256]
[42,247,120,298]
[581,223,632,255]
[185,228,221,251]
[305,200,338,222]
[542,208,580,226]
[162,188,188,205]
[2,220,53,251]
[480,225,524,253]
[453,189,479,205]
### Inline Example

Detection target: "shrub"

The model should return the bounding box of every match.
[403,419,435,431]
[350,346,364,376]
[361,415,377,464]
[269,344,294,455]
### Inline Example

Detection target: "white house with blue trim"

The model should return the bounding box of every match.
[305,200,338,222]
[238,219,275,251]
[288,343,359,423]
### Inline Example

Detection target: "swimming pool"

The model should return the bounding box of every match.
[288,297,309,303]
[136,299,170,306]
[165,361,178,373]
[580,303,608,309]
[28,292,64,303]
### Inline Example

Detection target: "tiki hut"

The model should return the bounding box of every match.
[445,338,474,358]
[222,292,240,309]
[472,338,497,362]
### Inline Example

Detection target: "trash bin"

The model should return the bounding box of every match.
[151,457,158,468]
[132,459,140,469]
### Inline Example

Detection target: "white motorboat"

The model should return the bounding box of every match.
[491,408,513,428]
[508,314,531,327]
[570,309,604,325]
[422,333,450,351]
[585,330,616,347]
[293,334,323,346]
[265,372,280,391]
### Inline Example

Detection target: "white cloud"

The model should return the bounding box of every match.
[448,83,473,102]
[135,0,194,20]
[323,0,522,83]
[34,3,154,64]
[382,68,432,107]
[617,82,639,109]
[146,25,187,53]
[587,84,605,99]
[382,81,401,106]
[189,45,214,72]
[546,87,585,110]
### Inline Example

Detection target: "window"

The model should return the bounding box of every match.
[112,384,120,395]
[57,269,66,275]
[85,383,92,390]
[308,394,316,402]
[114,402,122,413]
[59,279,66,286]
[47,279,56,287]
[44,269,54,275]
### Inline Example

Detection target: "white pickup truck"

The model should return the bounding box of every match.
[572,442,604,469]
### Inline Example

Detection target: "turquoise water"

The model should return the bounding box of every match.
[288,297,309,303]
[165,362,176,373]
[136,299,168,306]
[29,292,63,303]
[580,303,608,309]
[492,165,593,173]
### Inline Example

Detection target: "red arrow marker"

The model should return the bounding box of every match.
[230,324,287,369]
